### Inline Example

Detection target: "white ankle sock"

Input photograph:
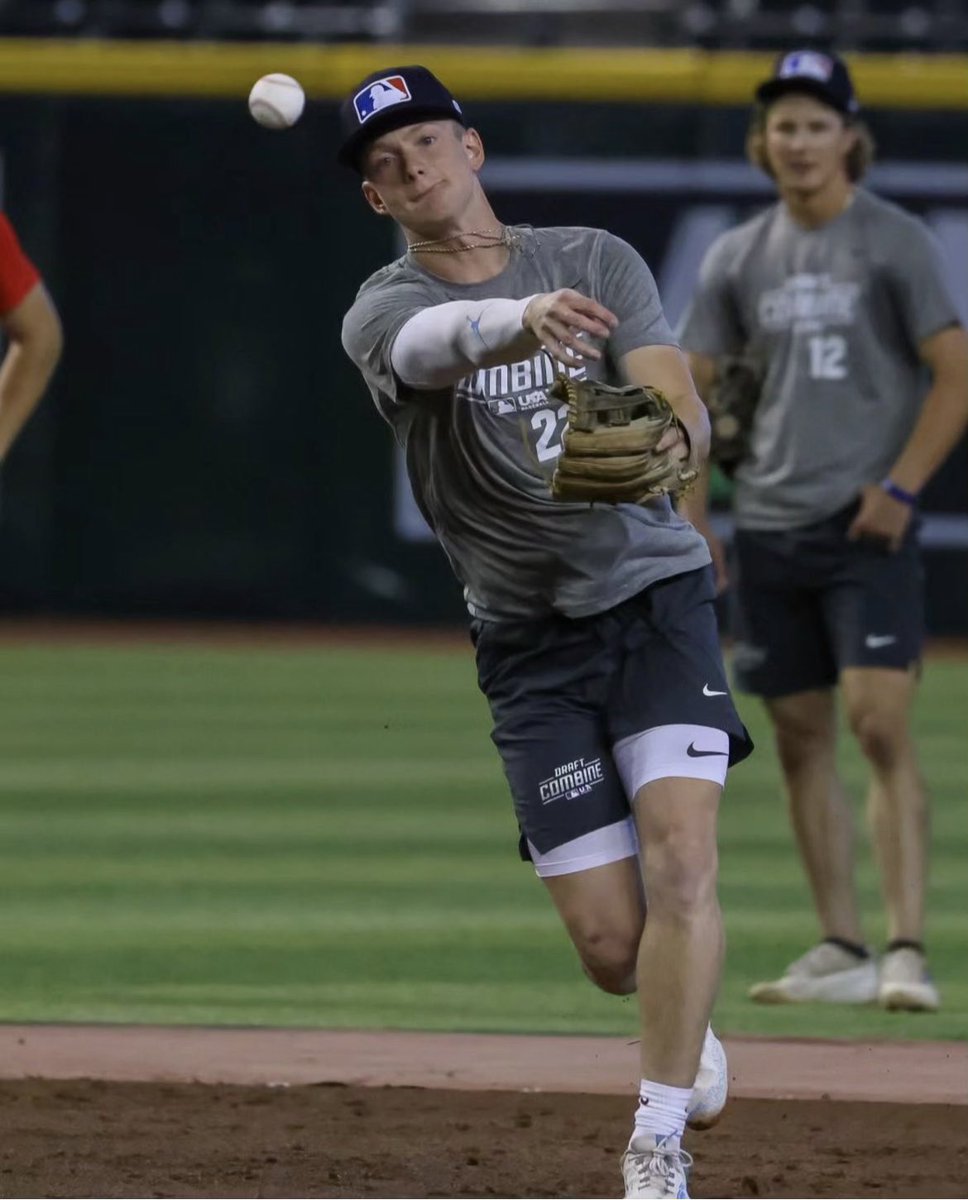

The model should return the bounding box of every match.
[631,1079,691,1142]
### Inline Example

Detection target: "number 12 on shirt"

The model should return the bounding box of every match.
[808,334,848,380]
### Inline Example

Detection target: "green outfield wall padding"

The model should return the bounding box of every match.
[0,40,967,108]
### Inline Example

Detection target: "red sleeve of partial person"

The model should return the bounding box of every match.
[0,212,42,316]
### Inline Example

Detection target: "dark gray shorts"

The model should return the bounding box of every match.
[471,567,753,860]
[731,501,924,698]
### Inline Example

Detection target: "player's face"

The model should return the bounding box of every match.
[360,121,484,231]
[763,94,856,195]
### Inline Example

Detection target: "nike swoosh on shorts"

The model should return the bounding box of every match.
[687,743,728,758]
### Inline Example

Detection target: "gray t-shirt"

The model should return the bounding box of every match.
[342,225,710,621]
[679,189,960,530]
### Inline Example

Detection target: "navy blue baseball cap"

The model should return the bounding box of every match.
[338,65,467,170]
[756,49,859,116]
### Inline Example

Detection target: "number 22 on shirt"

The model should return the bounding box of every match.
[531,403,569,462]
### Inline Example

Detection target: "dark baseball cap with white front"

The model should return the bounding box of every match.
[337,65,467,169]
[755,49,859,116]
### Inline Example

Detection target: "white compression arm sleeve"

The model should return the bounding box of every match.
[391,296,541,389]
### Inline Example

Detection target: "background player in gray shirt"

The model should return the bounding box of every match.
[680,50,968,1013]
[340,64,752,1199]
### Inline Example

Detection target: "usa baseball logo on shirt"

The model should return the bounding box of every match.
[353,75,412,124]
[456,356,586,413]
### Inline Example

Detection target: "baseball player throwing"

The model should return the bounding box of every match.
[339,65,753,1199]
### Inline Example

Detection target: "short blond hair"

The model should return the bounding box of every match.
[746,101,876,183]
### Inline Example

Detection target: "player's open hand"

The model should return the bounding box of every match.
[847,483,913,552]
[523,290,618,367]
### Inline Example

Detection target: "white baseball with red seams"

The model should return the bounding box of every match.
[248,74,305,129]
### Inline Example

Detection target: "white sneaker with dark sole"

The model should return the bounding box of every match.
[878,947,940,1012]
[687,1025,727,1130]
[749,941,878,1005]
[622,1132,692,1199]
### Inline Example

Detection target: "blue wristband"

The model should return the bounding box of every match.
[881,478,919,507]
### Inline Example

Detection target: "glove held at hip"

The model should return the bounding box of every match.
[549,375,698,503]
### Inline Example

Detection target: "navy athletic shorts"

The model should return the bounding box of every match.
[470,566,753,861]
[731,499,924,698]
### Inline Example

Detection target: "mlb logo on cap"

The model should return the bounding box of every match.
[353,75,412,124]
[756,48,858,115]
[778,51,834,83]
[338,64,469,169]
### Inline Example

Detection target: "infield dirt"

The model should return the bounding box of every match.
[0,1026,965,1198]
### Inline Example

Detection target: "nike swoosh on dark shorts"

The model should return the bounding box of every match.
[686,743,728,758]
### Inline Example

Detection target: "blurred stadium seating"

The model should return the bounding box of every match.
[0,0,966,48]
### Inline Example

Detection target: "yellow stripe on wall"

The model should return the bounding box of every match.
[0,39,966,108]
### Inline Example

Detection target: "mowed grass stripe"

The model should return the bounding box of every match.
[0,758,498,789]
[0,641,964,1039]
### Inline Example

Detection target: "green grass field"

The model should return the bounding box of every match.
[0,637,964,1041]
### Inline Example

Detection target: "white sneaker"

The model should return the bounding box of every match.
[879,947,940,1012]
[686,1025,727,1130]
[749,941,878,1005]
[622,1133,692,1199]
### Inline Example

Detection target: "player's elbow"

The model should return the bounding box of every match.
[6,285,64,369]
[392,341,466,391]
[390,307,472,390]
[38,305,64,367]
[25,313,63,383]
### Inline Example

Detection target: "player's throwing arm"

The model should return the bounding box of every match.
[391,289,617,390]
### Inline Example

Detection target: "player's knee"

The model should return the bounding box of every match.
[775,729,811,773]
[643,828,718,919]
[581,955,637,996]
[767,693,836,772]
[848,706,905,769]
[574,925,640,995]
[773,716,832,773]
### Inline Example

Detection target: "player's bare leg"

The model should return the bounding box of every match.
[631,777,722,1086]
[542,783,722,1083]
[749,688,877,1005]
[842,666,926,939]
[866,774,927,934]
[543,840,727,1112]
[766,688,864,944]
[842,666,938,1010]
[543,857,644,995]
[545,805,723,1199]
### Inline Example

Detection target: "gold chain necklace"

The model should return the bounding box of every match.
[407,228,513,254]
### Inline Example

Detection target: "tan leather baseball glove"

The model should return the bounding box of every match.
[550,375,698,503]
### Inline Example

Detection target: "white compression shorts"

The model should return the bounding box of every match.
[528,723,729,878]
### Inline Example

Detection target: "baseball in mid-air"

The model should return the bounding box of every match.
[248,73,306,129]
